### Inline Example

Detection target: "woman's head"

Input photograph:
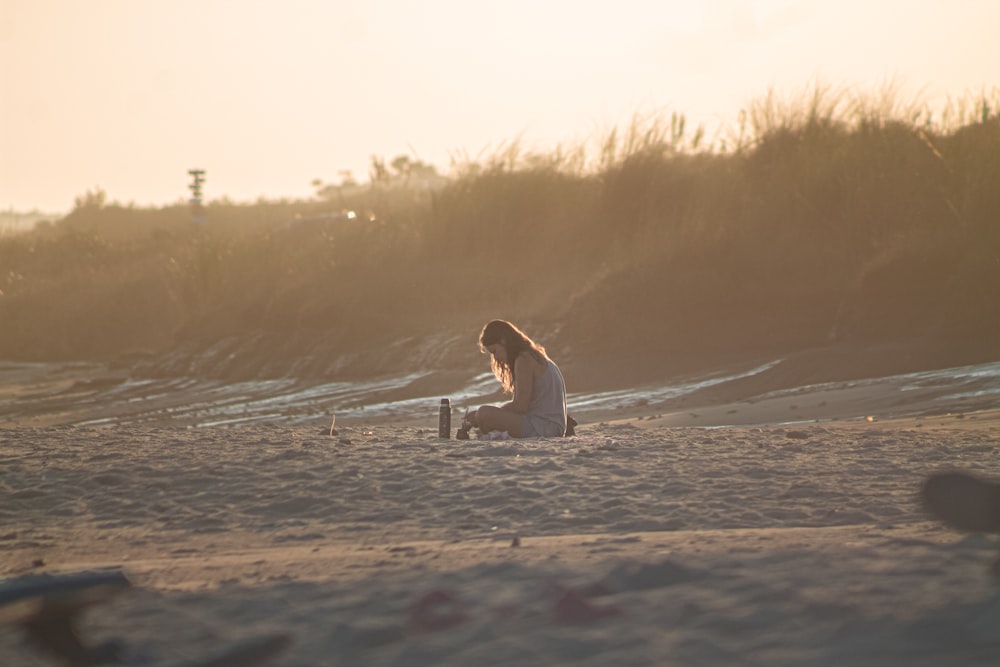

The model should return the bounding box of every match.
[479,320,547,393]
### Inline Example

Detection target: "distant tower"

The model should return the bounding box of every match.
[188,169,206,223]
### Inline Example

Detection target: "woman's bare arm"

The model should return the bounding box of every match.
[502,353,538,414]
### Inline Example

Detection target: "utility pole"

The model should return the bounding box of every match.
[188,169,206,223]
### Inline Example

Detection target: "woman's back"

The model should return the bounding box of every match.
[525,358,567,436]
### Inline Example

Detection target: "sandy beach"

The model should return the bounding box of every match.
[3,370,1000,666]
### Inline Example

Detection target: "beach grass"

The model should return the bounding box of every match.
[1,84,998,382]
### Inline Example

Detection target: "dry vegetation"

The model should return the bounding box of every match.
[2,86,998,388]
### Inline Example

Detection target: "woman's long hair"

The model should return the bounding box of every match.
[479,320,548,394]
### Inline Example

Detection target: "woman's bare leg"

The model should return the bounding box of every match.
[471,405,524,438]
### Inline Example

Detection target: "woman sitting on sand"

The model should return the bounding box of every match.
[466,320,568,438]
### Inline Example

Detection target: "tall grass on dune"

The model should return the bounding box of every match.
[1,85,998,382]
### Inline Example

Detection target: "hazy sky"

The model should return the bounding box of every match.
[2,0,997,213]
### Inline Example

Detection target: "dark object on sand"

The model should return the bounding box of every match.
[0,569,131,666]
[922,471,1000,575]
[922,471,1000,533]
[456,408,473,440]
[0,569,292,666]
[565,415,577,437]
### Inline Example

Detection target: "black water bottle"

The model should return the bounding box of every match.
[438,398,451,439]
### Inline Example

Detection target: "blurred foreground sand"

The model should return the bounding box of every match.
[2,381,1000,664]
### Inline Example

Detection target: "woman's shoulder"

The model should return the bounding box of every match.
[515,350,548,373]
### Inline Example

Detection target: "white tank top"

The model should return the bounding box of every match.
[526,358,567,433]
